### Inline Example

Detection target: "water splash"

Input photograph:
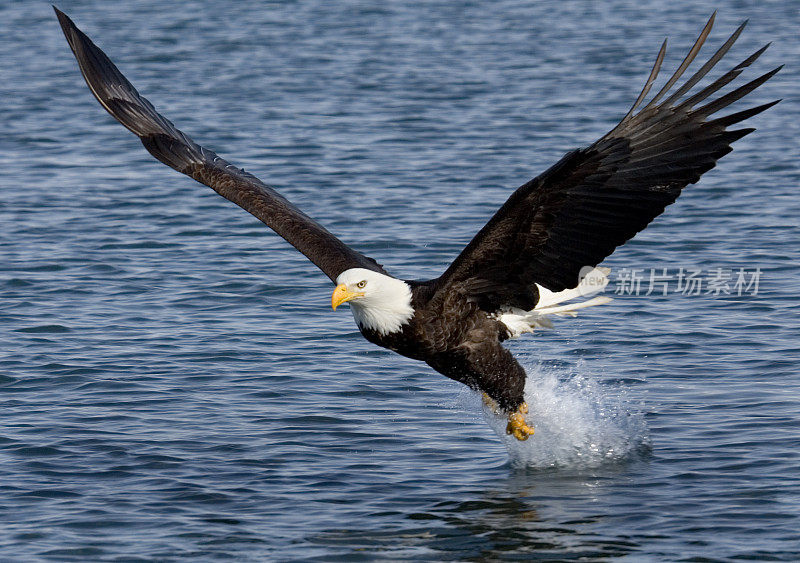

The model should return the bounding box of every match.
[483,361,650,470]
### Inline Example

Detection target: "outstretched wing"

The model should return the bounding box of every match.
[55,8,385,282]
[434,14,780,311]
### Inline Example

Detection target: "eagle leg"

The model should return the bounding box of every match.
[481,392,500,413]
[506,402,534,441]
[429,344,532,439]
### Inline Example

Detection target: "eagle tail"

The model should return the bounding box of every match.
[535,267,611,309]
[498,268,612,337]
[533,295,613,319]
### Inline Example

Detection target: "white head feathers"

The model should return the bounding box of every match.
[335,268,414,335]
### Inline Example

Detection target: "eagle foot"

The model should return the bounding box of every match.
[506,402,534,441]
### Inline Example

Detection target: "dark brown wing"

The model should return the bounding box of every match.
[55,8,385,282]
[434,14,780,311]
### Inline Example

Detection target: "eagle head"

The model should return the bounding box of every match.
[332,268,414,335]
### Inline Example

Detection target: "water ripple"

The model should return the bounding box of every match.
[0,0,797,561]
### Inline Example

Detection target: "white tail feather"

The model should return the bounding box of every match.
[535,266,611,308]
[535,295,613,317]
[497,267,612,338]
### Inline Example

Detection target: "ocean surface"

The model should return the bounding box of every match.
[2,1,799,560]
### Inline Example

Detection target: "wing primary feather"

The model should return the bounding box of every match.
[641,12,716,111]
[674,43,772,112]
[619,38,668,124]
[620,42,774,148]
[705,99,781,128]
[690,66,783,118]
[660,20,749,108]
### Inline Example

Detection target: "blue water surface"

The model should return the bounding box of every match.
[1,1,799,560]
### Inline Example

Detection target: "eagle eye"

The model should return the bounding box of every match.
[356,280,367,289]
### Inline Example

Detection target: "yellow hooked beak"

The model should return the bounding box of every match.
[331,284,365,310]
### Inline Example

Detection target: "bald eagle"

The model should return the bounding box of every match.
[56,8,778,440]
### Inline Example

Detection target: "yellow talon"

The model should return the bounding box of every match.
[505,402,534,441]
